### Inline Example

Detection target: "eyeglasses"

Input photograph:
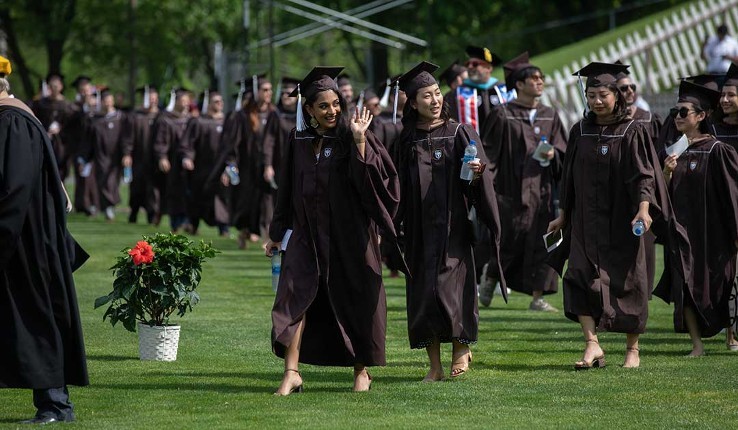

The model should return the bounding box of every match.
[618,84,637,92]
[528,74,546,82]
[669,106,700,118]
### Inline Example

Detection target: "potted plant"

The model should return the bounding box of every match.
[94,233,217,361]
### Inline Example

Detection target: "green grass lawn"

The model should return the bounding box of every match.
[1,209,737,429]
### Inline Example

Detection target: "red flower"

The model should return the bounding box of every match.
[129,241,155,265]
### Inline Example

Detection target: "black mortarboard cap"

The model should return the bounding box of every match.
[678,80,721,111]
[684,74,723,91]
[613,60,631,80]
[45,72,65,83]
[503,51,536,89]
[71,75,92,87]
[363,88,379,101]
[465,45,502,67]
[135,84,158,93]
[288,66,344,100]
[280,76,301,89]
[336,73,351,87]
[398,61,439,99]
[723,63,738,88]
[438,60,467,87]
[573,62,630,88]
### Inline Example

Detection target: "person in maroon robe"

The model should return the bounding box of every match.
[153,88,192,231]
[30,73,76,180]
[0,60,89,424]
[180,90,229,235]
[658,80,738,355]
[479,52,567,311]
[264,67,399,395]
[394,62,504,381]
[79,88,126,221]
[121,85,160,224]
[547,62,683,369]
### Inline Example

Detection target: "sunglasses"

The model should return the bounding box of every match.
[669,107,700,118]
[465,60,488,68]
[618,84,637,92]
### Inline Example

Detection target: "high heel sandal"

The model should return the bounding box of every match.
[450,348,472,378]
[574,340,605,370]
[274,369,303,396]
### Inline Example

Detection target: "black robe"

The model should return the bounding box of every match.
[396,121,504,348]
[179,115,229,227]
[122,109,159,219]
[153,110,191,218]
[712,121,738,150]
[261,108,296,232]
[269,129,399,366]
[654,139,738,337]
[68,104,99,214]
[0,99,88,389]
[551,118,684,334]
[30,97,76,179]
[482,101,567,296]
[83,111,126,209]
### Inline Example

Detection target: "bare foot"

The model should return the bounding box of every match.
[686,345,705,358]
[353,368,372,392]
[422,368,444,382]
[623,347,640,368]
[274,369,303,396]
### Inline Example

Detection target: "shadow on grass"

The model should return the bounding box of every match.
[87,354,138,362]
[0,418,29,424]
[94,381,274,394]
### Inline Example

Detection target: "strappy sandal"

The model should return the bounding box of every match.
[450,348,472,378]
[574,340,605,370]
[274,369,303,396]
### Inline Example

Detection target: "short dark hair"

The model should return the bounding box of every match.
[718,24,728,35]
[511,66,542,89]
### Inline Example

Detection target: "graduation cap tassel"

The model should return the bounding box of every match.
[296,83,307,132]
[201,89,210,114]
[235,80,245,112]
[166,88,176,112]
[379,78,391,109]
[41,80,50,98]
[143,85,151,110]
[357,90,365,111]
[392,81,400,124]
[95,89,102,113]
[252,74,259,103]
[576,72,590,117]
[274,81,282,105]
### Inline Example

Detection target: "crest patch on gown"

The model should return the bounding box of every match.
[600,145,609,155]
[216,125,223,133]
[690,160,697,170]
[107,122,114,129]
[324,147,332,158]
[434,149,443,160]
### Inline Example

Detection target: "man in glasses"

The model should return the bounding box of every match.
[616,67,662,142]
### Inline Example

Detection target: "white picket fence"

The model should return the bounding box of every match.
[543,0,738,128]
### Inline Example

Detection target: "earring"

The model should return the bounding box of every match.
[310,116,319,128]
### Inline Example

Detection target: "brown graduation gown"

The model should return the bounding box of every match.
[269,129,399,366]
[482,101,567,296]
[555,118,667,333]
[153,110,190,219]
[85,111,126,209]
[654,139,738,337]
[30,97,76,178]
[122,109,159,220]
[261,108,296,233]
[396,121,504,348]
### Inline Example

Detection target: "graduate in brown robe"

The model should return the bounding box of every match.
[67,76,99,215]
[30,73,76,180]
[264,67,400,395]
[479,52,567,311]
[547,62,684,369]
[180,90,229,235]
[658,80,738,355]
[122,85,159,224]
[394,62,505,381]
[153,88,191,231]
[80,88,126,220]
[0,65,89,424]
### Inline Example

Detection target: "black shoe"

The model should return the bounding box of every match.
[20,413,75,424]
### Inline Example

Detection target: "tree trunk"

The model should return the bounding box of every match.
[0,8,35,98]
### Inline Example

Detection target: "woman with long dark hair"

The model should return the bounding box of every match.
[548,62,679,369]
[394,62,505,381]
[658,80,738,355]
[264,67,400,395]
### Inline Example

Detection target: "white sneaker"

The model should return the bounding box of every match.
[529,298,558,312]
[478,263,495,307]
[105,206,115,220]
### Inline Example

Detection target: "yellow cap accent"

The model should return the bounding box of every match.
[483,48,492,64]
[0,55,11,77]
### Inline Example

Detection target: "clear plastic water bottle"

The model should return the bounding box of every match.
[271,247,281,292]
[459,140,478,181]
[538,136,551,167]
[225,164,240,186]
[123,166,133,184]
[632,220,645,236]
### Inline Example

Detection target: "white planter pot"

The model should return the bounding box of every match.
[137,323,180,361]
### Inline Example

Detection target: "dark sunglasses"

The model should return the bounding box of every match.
[465,60,488,68]
[669,107,701,118]
[618,84,637,92]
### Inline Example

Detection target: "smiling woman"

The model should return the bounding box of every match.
[263,66,401,396]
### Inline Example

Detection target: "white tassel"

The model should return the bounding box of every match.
[201,89,209,114]
[392,81,399,124]
[143,85,150,109]
[357,90,365,111]
[252,74,259,103]
[95,89,101,113]
[166,87,175,112]
[379,78,391,108]
[274,81,282,104]
[41,80,50,98]
[296,83,307,132]
[235,80,245,112]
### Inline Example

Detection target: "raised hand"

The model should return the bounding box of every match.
[350,106,373,141]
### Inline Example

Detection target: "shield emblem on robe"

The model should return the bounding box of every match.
[216,125,223,133]
[600,145,608,155]
[690,160,697,170]
[107,122,114,129]
[433,149,442,160]
[324,147,332,158]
